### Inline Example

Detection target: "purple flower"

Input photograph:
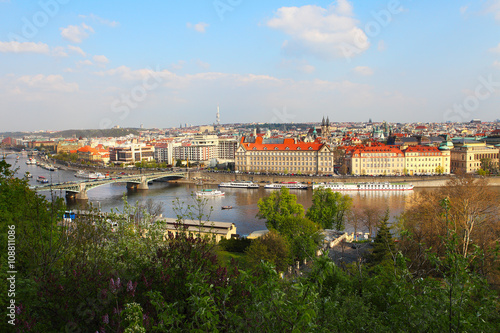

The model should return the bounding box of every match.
[102,314,109,324]
[127,280,133,292]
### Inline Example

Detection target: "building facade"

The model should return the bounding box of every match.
[403,146,450,175]
[109,144,154,164]
[345,144,450,176]
[450,140,499,173]
[235,136,334,174]
[345,145,405,176]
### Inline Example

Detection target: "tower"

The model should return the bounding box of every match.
[216,105,220,126]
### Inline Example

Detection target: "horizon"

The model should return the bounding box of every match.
[1,0,500,132]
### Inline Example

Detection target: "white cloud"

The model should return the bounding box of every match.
[170,60,186,71]
[460,5,468,15]
[79,14,119,27]
[67,45,86,57]
[494,60,500,69]
[16,74,79,92]
[60,23,94,43]
[187,22,209,33]
[93,55,109,65]
[266,1,369,59]
[51,46,68,57]
[0,41,49,54]
[280,59,315,73]
[378,40,386,51]
[196,59,210,70]
[490,43,500,54]
[486,0,500,21]
[354,66,374,76]
[77,60,93,67]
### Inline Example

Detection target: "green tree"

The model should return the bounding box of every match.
[369,209,395,265]
[278,216,322,261]
[256,187,304,231]
[245,230,290,271]
[175,159,183,167]
[306,188,352,230]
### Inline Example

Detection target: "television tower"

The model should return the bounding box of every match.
[216,105,220,126]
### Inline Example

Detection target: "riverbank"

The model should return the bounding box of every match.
[49,158,500,188]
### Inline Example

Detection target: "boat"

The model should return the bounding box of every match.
[312,182,414,191]
[26,158,37,165]
[221,206,233,210]
[195,189,225,197]
[219,181,259,189]
[75,170,106,179]
[26,172,33,178]
[264,182,308,189]
[37,176,49,184]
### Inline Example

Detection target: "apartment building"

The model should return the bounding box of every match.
[109,144,154,164]
[217,137,238,160]
[153,143,173,164]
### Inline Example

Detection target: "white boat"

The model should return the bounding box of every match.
[26,172,33,178]
[75,171,106,179]
[37,176,49,184]
[264,182,308,189]
[195,189,225,197]
[312,182,414,191]
[219,181,259,188]
[26,158,37,165]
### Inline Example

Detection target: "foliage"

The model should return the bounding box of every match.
[306,188,352,230]
[245,230,291,271]
[398,174,500,283]
[218,237,251,253]
[256,187,305,231]
[277,216,322,261]
[369,209,395,265]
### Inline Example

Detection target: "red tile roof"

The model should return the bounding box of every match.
[240,136,323,151]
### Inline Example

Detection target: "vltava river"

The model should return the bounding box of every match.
[4,154,462,236]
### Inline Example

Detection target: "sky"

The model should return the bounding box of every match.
[1,0,500,132]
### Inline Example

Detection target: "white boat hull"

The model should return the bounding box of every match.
[313,182,414,191]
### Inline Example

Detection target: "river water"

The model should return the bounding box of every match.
[4,153,485,236]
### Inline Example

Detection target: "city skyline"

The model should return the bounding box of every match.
[1,0,500,132]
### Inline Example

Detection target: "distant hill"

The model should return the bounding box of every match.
[1,128,140,139]
[52,128,140,138]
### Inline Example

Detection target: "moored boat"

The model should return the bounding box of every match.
[195,189,225,197]
[264,182,308,190]
[26,158,37,165]
[75,170,106,179]
[219,181,259,188]
[221,206,233,210]
[37,176,49,183]
[312,182,413,191]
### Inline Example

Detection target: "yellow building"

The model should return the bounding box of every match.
[403,145,451,175]
[345,145,405,176]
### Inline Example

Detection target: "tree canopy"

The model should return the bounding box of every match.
[306,188,352,230]
[256,187,305,231]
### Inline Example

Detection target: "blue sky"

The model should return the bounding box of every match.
[1,0,500,132]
